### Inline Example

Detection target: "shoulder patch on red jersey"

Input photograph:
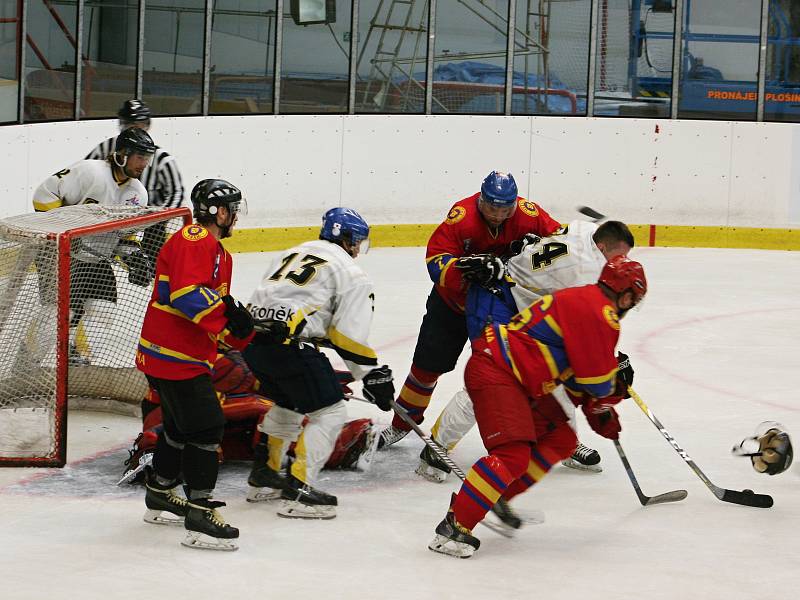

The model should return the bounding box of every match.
[445,205,467,225]
[603,305,620,331]
[182,224,209,242]
[518,198,539,217]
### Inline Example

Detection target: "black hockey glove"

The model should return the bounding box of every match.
[253,319,289,345]
[222,295,254,339]
[456,254,506,286]
[124,250,155,287]
[508,233,542,257]
[362,365,395,412]
[615,352,634,398]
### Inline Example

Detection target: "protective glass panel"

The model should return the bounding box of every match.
[512,0,590,116]
[354,0,428,113]
[432,0,509,114]
[279,0,351,113]
[82,0,139,119]
[677,0,760,121]
[593,0,675,118]
[210,0,277,115]
[24,0,77,121]
[0,0,20,123]
[765,1,800,122]
[142,0,205,115]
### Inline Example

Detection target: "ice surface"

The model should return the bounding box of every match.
[1,246,799,600]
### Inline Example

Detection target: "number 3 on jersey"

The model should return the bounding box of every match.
[529,242,568,270]
[268,253,328,286]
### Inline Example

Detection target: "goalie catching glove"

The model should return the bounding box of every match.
[222,295,254,339]
[455,254,507,286]
[732,422,793,476]
[362,365,395,411]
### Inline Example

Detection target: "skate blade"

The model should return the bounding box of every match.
[181,531,238,552]
[117,453,153,486]
[561,458,602,473]
[415,461,449,483]
[277,500,336,520]
[356,425,382,472]
[428,534,475,559]
[246,487,283,503]
[143,509,184,526]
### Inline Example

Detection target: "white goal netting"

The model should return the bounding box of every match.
[0,205,190,466]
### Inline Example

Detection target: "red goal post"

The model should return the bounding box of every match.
[0,205,192,467]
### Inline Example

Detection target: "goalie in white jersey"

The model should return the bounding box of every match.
[30,127,155,364]
[242,207,395,519]
[417,220,635,482]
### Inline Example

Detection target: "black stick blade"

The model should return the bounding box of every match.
[577,206,606,222]
[721,489,773,508]
[644,490,688,506]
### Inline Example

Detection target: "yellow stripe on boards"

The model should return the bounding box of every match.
[220,224,800,253]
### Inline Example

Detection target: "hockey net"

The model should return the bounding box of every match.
[0,205,191,467]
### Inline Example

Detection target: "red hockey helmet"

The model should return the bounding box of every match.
[598,255,647,306]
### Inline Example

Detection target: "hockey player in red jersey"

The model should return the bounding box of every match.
[428,255,647,558]
[382,171,561,447]
[135,178,254,551]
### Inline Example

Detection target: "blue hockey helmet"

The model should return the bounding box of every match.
[480,171,518,208]
[320,207,370,255]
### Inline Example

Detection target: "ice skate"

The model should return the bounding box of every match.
[377,425,409,449]
[415,442,452,483]
[247,462,289,503]
[562,442,602,473]
[182,498,239,551]
[278,475,338,520]
[428,512,480,559]
[143,476,188,526]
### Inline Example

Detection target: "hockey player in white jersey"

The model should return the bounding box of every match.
[417,220,636,482]
[243,207,395,519]
[30,127,156,364]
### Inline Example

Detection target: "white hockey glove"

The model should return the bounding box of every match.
[508,233,542,257]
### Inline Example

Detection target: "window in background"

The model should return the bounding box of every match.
[765,0,800,123]
[0,0,20,123]
[354,0,428,113]
[677,0,760,121]
[513,0,590,116]
[24,0,77,121]
[143,0,205,115]
[82,0,138,119]
[593,0,675,118]
[279,0,351,113]
[210,0,277,115]
[432,0,508,114]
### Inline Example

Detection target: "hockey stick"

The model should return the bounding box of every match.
[613,440,688,506]
[577,206,607,222]
[347,395,528,536]
[628,387,773,508]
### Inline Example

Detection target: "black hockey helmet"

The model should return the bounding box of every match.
[191,179,247,220]
[115,127,156,156]
[117,99,151,125]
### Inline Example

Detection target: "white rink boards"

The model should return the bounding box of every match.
[1,245,799,600]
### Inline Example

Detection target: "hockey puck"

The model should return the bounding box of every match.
[743,489,754,494]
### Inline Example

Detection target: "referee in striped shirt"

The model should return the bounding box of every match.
[86,99,184,209]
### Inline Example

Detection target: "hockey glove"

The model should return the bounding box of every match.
[615,352,634,398]
[222,295,255,339]
[582,403,621,440]
[124,250,155,287]
[362,365,395,412]
[508,233,542,257]
[253,319,289,345]
[456,254,506,286]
